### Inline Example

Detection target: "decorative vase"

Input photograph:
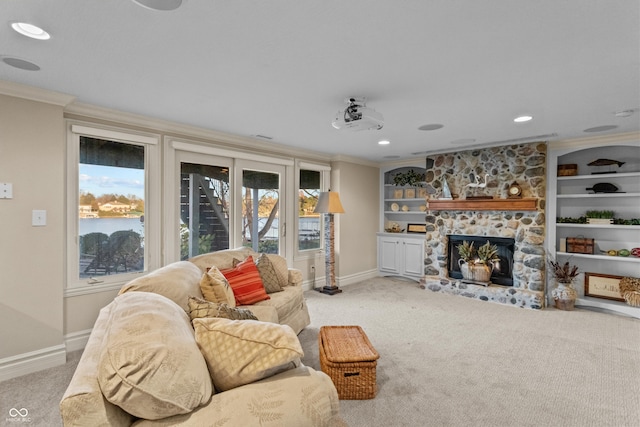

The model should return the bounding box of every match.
[458,260,493,283]
[552,281,577,310]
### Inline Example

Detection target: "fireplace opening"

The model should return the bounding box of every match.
[447,235,515,286]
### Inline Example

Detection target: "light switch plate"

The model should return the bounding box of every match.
[32,209,47,226]
[0,183,13,199]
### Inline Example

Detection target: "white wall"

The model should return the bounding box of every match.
[0,93,67,374]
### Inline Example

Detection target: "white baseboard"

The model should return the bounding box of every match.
[65,329,92,353]
[0,344,66,382]
[337,269,379,287]
[303,269,379,291]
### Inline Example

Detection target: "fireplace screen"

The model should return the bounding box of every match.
[447,235,515,286]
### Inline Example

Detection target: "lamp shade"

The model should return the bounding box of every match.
[314,191,345,214]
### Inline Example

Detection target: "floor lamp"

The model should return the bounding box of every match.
[313,190,345,295]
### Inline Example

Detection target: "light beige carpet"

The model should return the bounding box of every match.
[299,277,640,427]
[1,277,639,426]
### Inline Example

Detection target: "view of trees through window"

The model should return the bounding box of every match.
[299,169,321,250]
[78,137,145,279]
[242,170,280,254]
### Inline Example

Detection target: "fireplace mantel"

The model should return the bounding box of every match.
[427,198,538,211]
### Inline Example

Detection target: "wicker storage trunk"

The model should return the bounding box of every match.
[319,325,379,400]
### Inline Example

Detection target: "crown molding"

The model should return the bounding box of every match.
[0,80,76,106]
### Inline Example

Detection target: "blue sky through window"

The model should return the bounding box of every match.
[80,164,144,199]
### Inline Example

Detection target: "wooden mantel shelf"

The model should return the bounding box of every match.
[427,198,538,211]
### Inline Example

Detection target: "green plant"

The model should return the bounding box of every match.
[585,210,614,219]
[393,169,424,187]
[476,241,500,265]
[457,240,476,263]
[548,259,579,283]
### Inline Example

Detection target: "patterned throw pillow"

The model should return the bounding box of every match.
[188,296,258,321]
[193,317,303,391]
[220,256,270,305]
[255,253,283,293]
[200,266,236,308]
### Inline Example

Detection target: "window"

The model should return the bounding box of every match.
[296,163,330,256]
[298,169,321,250]
[180,162,231,260]
[67,123,159,294]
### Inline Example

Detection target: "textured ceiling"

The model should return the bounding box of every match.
[1,0,639,162]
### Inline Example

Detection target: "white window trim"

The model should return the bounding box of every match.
[294,160,330,261]
[65,121,161,297]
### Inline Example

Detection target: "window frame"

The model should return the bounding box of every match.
[295,161,330,260]
[65,121,161,296]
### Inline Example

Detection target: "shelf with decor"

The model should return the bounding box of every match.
[547,137,640,318]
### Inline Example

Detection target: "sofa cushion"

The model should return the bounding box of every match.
[118,261,202,312]
[199,266,236,308]
[255,253,283,293]
[220,256,270,305]
[189,247,254,272]
[193,317,303,392]
[188,296,258,321]
[98,292,213,420]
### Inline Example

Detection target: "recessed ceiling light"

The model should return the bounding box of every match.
[513,115,533,123]
[11,22,50,40]
[614,110,635,118]
[131,0,183,11]
[583,125,618,133]
[378,140,390,145]
[1,56,40,71]
[418,124,444,131]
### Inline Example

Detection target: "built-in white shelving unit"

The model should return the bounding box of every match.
[547,135,640,318]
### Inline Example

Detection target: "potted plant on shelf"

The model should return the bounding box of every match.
[585,210,614,225]
[457,240,499,283]
[548,258,579,310]
[393,169,424,187]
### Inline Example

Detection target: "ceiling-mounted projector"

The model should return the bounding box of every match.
[332,97,384,131]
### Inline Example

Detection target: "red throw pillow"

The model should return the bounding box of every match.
[220,256,270,305]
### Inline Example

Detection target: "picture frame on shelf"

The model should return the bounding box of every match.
[407,223,427,233]
[417,188,427,198]
[393,189,404,199]
[584,273,625,302]
[404,189,416,198]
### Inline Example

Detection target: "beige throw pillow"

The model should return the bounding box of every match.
[193,317,303,392]
[266,254,289,287]
[98,292,213,420]
[255,253,283,293]
[200,266,236,308]
[188,296,258,321]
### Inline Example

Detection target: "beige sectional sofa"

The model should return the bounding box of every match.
[60,248,343,426]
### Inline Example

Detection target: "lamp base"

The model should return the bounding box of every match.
[317,286,342,295]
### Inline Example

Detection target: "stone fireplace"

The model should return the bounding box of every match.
[418,143,547,309]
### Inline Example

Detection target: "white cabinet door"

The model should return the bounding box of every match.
[379,236,400,274]
[402,238,424,277]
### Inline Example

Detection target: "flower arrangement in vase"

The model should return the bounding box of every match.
[457,240,499,284]
[548,259,579,310]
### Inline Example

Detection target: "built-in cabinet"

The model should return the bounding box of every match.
[379,164,427,280]
[547,137,640,318]
[377,233,425,280]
